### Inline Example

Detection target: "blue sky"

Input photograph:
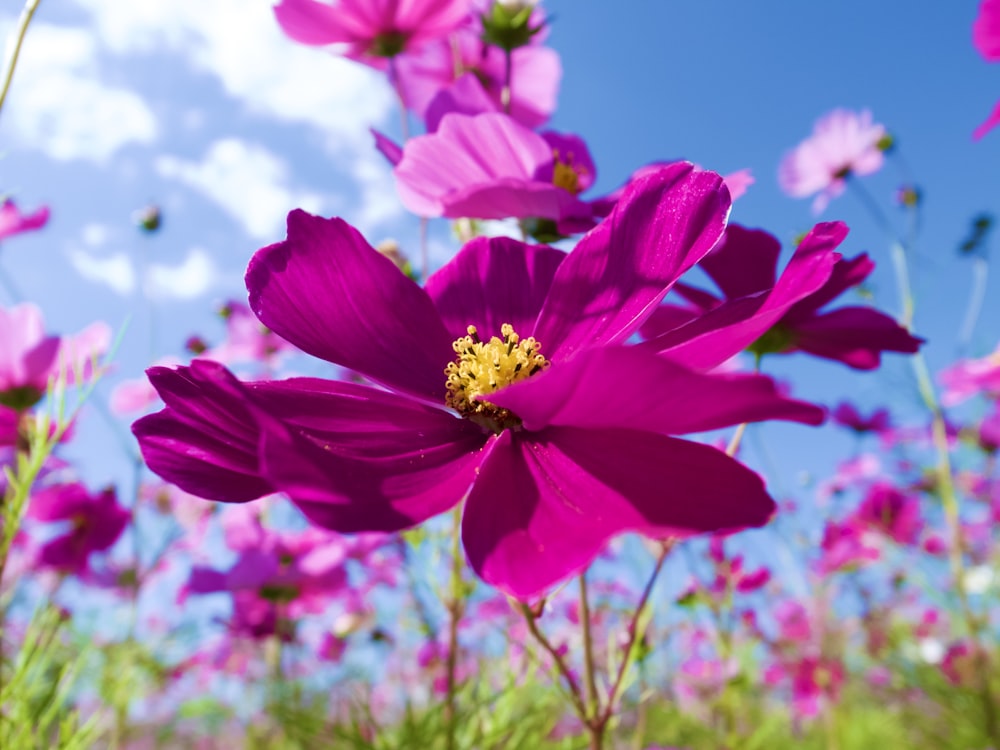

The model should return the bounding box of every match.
[0,0,996,499]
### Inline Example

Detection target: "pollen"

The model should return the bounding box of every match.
[445,323,549,433]
[551,149,587,195]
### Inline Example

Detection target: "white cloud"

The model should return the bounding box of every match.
[146,247,218,300]
[1,22,157,161]
[68,0,393,151]
[68,249,136,295]
[155,138,324,240]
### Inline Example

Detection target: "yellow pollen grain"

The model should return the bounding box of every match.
[444,323,549,418]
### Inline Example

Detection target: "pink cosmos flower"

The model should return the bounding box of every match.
[641,223,922,371]
[0,304,110,410]
[817,519,880,573]
[26,483,130,573]
[133,165,824,600]
[394,112,608,237]
[939,341,1000,405]
[0,199,49,242]
[851,482,922,546]
[778,109,887,213]
[273,0,471,65]
[973,0,1000,139]
[764,656,845,718]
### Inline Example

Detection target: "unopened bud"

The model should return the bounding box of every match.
[133,204,162,233]
[481,0,545,52]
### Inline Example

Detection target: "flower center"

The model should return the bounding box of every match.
[445,323,549,434]
[551,149,587,195]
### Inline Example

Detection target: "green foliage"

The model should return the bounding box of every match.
[0,607,101,750]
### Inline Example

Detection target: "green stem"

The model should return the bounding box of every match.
[601,542,671,725]
[0,0,41,120]
[444,505,464,750]
[520,603,589,720]
[578,571,600,720]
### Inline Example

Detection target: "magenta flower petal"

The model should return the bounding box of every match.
[132,361,275,502]
[649,223,844,371]
[974,98,1000,140]
[424,236,565,337]
[0,200,49,242]
[273,0,353,45]
[247,210,454,401]
[783,252,873,320]
[791,307,922,369]
[698,226,781,299]
[256,411,487,533]
[371,128,403,166]
[424,72,498,132]
[533,164,730,362]
[394,112,553,217]
[974,0,1000,61]
[249,374,486,460]
[487,346,825,434]
[462,427,776,599]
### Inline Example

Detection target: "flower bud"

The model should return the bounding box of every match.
[481,0,544,52]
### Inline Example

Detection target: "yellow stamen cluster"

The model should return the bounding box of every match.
[551,149,587,195]
[445,323,549,433]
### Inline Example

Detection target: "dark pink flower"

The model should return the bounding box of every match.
[641,223,922,371]
[134,165,825,599]
[973,0,1000,139]
[26,483,130,573]
[779,109,887,213]
[817,519,880,573]
[0,199,49,242]
[851,482,922,545]
[831,401,891,434]
[273,0,470,64]
[394,112,606,237]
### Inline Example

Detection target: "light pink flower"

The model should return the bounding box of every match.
[778,109,887,213]
[274,0,471,65]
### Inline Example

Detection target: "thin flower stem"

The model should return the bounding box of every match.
[520,603,589,720]
[0,0,41,120]
[958,255,989,354]
[578,571,600,719]
[443,505,464,750]
[725,422,747,457]
[601,542,671,726]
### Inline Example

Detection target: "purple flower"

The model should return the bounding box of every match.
[394,112,606,236]
[134,165,824,599]
[26,483,130,573]
[273,0,471,64]
[778,109,887,213]
[641,223,922,371]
